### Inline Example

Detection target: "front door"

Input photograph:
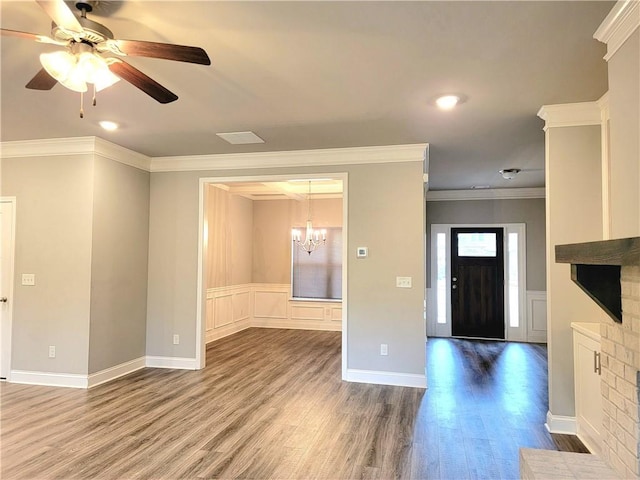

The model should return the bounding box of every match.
[451,227,504,339]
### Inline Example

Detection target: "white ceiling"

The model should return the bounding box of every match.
[0,1,612,190]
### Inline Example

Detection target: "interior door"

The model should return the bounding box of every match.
[451,227,504,339]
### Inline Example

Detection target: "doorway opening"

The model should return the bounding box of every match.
[429,223,526,341]
[195,173,348,378]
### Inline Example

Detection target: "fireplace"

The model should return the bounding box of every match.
[556,237,640,478]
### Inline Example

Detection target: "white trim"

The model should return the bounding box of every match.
[537,102,602,131]
[151,144,427,172]
[10,370,88,389]
[598,92,612,240]
[145,356,199,370]
[0,197,17,381]
[426,187,545,202]
[594,0,640,61]
[0,137,151,171]
[545,410,577,434]
[87,356,146,388]
[345,369,427,388]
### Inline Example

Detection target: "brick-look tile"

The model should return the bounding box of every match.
[601,337,616,355]
[618,377,638,403]
[624,398,640,422]
[610,356,626,377]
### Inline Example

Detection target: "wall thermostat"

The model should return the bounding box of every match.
[356,247,368,258]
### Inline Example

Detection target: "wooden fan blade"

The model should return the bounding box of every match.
[1,28,41,41]
[26,68,57,90]
[112,39,211,65]
[36,0,83,34]
[108,61,178,104]
[1,28,63,45]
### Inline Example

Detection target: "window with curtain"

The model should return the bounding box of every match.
[291,227,342,300]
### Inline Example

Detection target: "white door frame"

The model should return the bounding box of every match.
[428,223,527,342]
[1,197,17,380]
[195,173,349,379]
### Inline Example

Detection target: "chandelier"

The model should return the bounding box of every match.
[292,181,327,255]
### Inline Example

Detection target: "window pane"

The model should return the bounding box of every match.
[457,233,497,257]
[508,232,519,327]
[292,227,342,300]
[436,233,447,324]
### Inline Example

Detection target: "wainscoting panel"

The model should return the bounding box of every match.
[214,294,233,328]
[254,288,289,320]
[527,290,547,343]
[206,284,342,342]
[290,304,325,321]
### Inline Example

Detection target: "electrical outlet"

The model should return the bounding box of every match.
[380,344,388,356]
[48,345,56,358]
[173,334,180,345]
[396,276,412,288]
[22,274,35,286]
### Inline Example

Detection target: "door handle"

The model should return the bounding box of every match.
[0,297,7,303]
[594,351,601,375]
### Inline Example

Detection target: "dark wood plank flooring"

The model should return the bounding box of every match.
[1,329,586,479]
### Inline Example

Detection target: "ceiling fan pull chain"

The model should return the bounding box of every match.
[92,85,97,107]
[79,91,84,119]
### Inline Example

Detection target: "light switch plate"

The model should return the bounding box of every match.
[22,274,35,286]
[356,247,368,258]
[396,276,412,288]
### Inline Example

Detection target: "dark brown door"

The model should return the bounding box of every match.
[451,227,504,339]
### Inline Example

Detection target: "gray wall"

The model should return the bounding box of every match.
[546,124,609,418]
[426,198,546,291]
[608,29,640,238]
[88,157,150,374]
[2,155,94,374]
[147,162,426,376]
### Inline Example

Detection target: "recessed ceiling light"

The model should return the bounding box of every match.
[216,131,264,145]
[435,95,460,110]
[99,120,118,131]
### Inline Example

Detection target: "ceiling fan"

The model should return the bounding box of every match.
[1,0,211,114]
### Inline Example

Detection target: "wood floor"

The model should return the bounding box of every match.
[1,329,586,479]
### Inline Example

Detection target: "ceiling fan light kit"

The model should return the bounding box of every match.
[1,0,211,117]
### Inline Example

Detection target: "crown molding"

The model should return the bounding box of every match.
[0,137,151,171]
[150,143,428,172]
[0,136,98,159]
[93,138,151,171]
[426,187,545,202]
[537,102,602,131]
[594,0,639,61]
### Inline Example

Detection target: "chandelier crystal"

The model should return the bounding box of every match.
[292,181,327,255]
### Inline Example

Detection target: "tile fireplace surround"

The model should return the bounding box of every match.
[556,237,640,478]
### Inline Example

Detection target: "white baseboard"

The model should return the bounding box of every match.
[252,318,342,332]
[145,356,198,370]
[545,410,577,434]
[10,370,88,389]
[345,368,427,388]
[87,356,146,388]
